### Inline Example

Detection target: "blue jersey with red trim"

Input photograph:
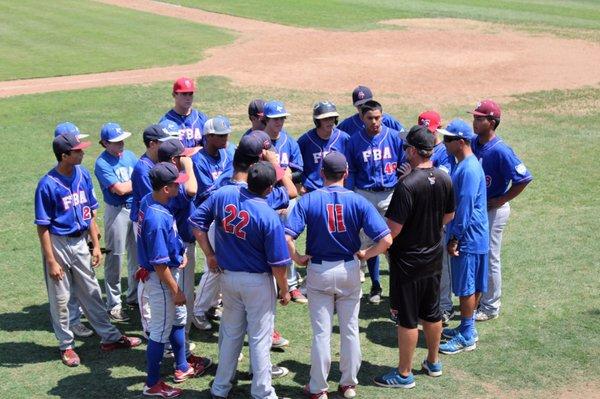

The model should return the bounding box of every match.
[130,154,155,222]
[285,185,390,262]
[34,166,99,235]
[191,148,233,206]
[297,127,350,192]
[271,130,303,172]
[337,112,405,137]
[160,108,207,148]
[189,185,291,273]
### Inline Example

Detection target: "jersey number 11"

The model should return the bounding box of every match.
[326,204,346,233]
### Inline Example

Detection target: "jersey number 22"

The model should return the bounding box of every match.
[223,204,249,239]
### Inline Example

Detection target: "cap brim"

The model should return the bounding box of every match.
[315,111,339,119]
[181,146,201,157]
[436,128,458,137]
[107,132,132,142]
[158,135,178,142]
[467,110,488,117]
[73,141,92,150]
[266,112,290,118]
[353,99,370,107]
[174,172,189,184]
[77,134,89,139]
[205,130,231,135]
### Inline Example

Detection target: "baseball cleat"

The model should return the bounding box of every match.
[271,365,289,379]
[60,348,80,367]
[271,330,289,349]
[338,384,356,398]
[71,323,94,338]
[100,335,142,352]
[368,287,382,305]
[192,315,212,331]
[442,327,479,342]
[143,380,182,398]
[290,288,308,304]
[108,307,130,322]
[303,385,328,398]
[373,369,415,388]
[474,310,499,322]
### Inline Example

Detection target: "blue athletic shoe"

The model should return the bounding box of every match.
[421,359,443,377]
[442,327,479,342]
[373,369,415,388]
[439,332,477,355]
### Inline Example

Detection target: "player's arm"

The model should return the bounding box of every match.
[37,226,64,281]
[154,265,186,305]
[194,230,219,273]
[109,181,133,196]
[285,235,310,266]
[358,233,393,261]
[88,212,103,267]
[271,266,290,306]
[179,156,197,197]
[488,181,530,210]
[263,150,297,199]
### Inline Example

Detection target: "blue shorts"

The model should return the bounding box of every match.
[450,252,488,297]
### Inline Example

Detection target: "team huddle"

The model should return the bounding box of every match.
[34,78,533,399]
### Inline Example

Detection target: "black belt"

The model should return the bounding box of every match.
[66,230,86,238]
[311,255,356,264]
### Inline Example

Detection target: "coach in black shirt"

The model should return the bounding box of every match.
[374,126,455,389]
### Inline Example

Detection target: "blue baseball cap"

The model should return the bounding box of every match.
[437,118,476,141]
[100,122,132,142]
[159,120,181,137]
[263,101,290,118]
[204,116,232,135]
[54,122,89,139]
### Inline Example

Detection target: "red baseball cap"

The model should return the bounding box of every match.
[173,77,196,93]
[469,99,501,118]
[418,110,442,133]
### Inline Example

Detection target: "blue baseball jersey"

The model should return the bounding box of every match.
[35,166,99,235]
[297,127,350,192]
[94,149,137,207]
[337,112,405,137]
[271,130,303,172]
[160,108,207,148]
[345,126,405,190]
[137,193,185,271]
[189,185,291,273]
[285,185,390,262]
[167,186,196,243]
[431,142,453,174]
[191,148,233,206]
[219,178,290,210]
[472,136,533,200]
[446,155,489,254]
[130,154,155,222]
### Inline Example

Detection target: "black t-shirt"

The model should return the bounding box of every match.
[385,167,455,282]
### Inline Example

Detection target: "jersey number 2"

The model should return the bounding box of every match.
[326,204,346,233]
[222,204,249,239]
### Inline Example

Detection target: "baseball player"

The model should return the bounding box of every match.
[262,100,306,303]
[337,85,405,137]
[297,101,350,192]
[53,122,94,338]
[374,126,455,389]
[35,133,142,367]
[190,161,292,399]
[345,100,406,304]
[138,162,211,398]
[437,122,489,354]
[160,77,207,148]
[469,100,533,321]
[245,99,267,135]
[94,122,138,321]
[285,152,392,399]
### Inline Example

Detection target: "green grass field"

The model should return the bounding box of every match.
[162,0,600,37]
[0,76,598,397]
[0,0,233,81]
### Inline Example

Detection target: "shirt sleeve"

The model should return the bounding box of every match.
[360,198,391,241]
[267,186,290,210]
[284,196,307,238]
[264,216,292,268]
[188,194,215,232]
[345,140,356,190]
[94,157,119,190]
[34,180,53,226]
[383,113,405,133]
[289,139,304,172]
[501,146,533,186]
[447,168,477,241]
[385,182,412,225]
[145,217,172,266]
[82,168,99,210]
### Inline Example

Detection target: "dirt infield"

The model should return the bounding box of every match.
[0,0,598,103]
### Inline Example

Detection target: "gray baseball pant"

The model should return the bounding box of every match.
[181,241,196,334]
[44,234,122,350]
[479,202,510,315]
[211,270,277,399]
[103,204,138,310]
[439,229,454,313]
[307,258,362,393]
[146,268,187,343]
[280,198,300,290]
[193,223,221,317]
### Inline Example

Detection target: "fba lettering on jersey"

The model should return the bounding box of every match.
[312,151,332,164]
[180,127,202,142]
[362,146,392,162]
[62,190,88,210]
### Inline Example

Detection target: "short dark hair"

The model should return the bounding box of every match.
[489,117,501,130]
[143,138,156,148]
[360,100,382,115]
[233,151,259,173]
[54,150,67,163]
[323,169,345,181]
[417,148,434,158]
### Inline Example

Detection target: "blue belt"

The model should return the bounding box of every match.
[310,255,355,264]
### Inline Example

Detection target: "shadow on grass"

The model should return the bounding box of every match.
[0,304,54,333]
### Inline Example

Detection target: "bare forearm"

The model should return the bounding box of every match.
[110,181,133,195]
[272,266,289,293]
[89,215,100,249]
[155,265,180,294]
[362,234,392,260]
[193,229,215,258]
[37,226,55,261]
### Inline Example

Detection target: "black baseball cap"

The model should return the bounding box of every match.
[405,125,435,151]
[236,131,271,158]
[149,162,188,189]
[143,124,176,143]
[352,85,373,107]
[248,161,277,194]
[248,99,265,117]
[322,151,347,173]
[158,139,200,162]
[53,133,92,156]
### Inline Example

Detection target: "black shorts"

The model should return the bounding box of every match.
[390,273,442,329]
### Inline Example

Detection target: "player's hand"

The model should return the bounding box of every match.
[279,290,291,306]
[207,254,220,273]
[487,196,506,210]
[179,155,193,171]
[173,290,186,306]
[397,162,412,179]
[179,254,188,269]
[262,149,278,165]
[294,253,311,267]
[47,259,64,281]
[355,249,368,261]
[447,240,459,257]
[91,246,102,268]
